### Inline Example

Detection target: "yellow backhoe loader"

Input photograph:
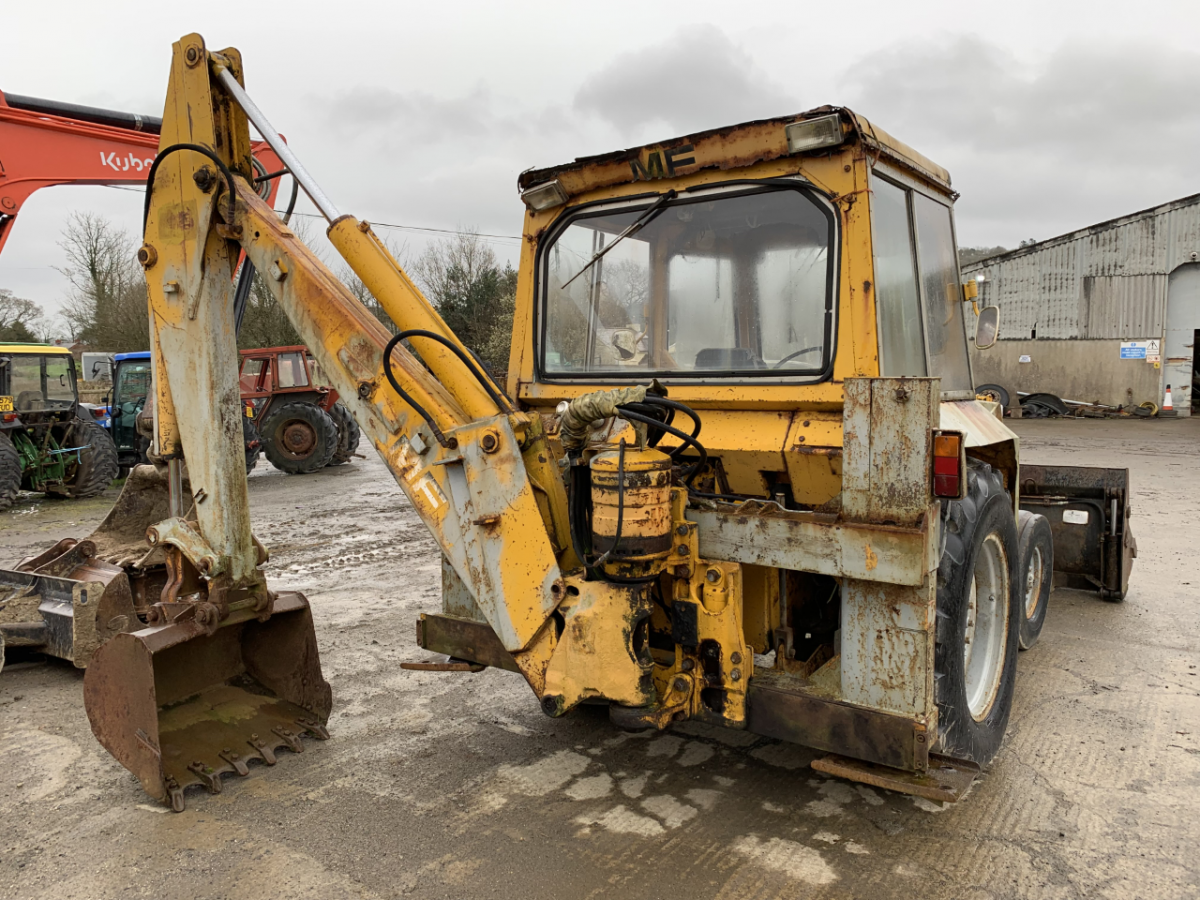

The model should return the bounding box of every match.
[1,34,1135,811]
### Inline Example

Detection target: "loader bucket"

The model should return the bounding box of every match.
[1018,464,1135,600]
[84,591,331,811]
[0,540,137,668]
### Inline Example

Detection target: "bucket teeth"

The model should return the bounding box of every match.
[272,727,304,754]
[248,736,278,765]
[166,777,185,813]
[187,761,224,794]
[219,748,251,777]
[297,718,330,740]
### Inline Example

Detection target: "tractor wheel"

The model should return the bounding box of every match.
[64,418,119,499]
[243,416,261,475]
[259,401,338,474]
[1017,510,1053,650]
[0,432,21,511]
[975,383,1010,408]
[934,461,1020,766]
[327,401,360,466]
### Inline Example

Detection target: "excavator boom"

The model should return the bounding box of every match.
[80,34,652,809]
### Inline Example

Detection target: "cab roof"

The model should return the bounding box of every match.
[0,343,72,355]
[517,106,952,199]
[114,351,151,362]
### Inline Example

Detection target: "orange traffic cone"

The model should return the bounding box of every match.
[1163,384,1175,415]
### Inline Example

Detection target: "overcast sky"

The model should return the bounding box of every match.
[4,1,1199,327]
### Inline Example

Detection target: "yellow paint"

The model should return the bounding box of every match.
[865,544,878,571]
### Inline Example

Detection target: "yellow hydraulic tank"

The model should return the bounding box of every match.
[590,447,673,577]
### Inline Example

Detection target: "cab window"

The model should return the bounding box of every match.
[241,358,267,392]
[276,351,309,388]
[540,185,836,379]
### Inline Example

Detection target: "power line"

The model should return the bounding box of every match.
[102,184,522,243]
[285,210,522,243]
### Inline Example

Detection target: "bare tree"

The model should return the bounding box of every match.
[237,272,303,349]
[410,231,517,377]
[238,218,323,349]
[58,212,149,351]
[0,289,46,342]
[959,245,1009,268]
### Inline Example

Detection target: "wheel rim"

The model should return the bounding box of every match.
[278,420,318,460]
[1024,545,1045,618]
[963,532,1011,722]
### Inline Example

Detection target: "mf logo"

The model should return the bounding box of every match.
[630,144,696,181]
[100,151,155,173]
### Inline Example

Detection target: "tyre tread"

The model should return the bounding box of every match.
[260,401,338,474]
[0,432,21,511]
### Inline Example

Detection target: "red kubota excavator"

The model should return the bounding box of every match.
[0,90,284,257]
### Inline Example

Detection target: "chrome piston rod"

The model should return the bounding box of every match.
[212,63,341,223]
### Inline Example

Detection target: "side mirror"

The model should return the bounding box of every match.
[975,305,1000,349]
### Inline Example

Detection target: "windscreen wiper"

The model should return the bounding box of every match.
[561,189,678,289]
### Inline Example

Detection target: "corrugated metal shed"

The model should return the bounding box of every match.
[964,192,1200,340]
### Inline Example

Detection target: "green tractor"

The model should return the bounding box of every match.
[0,344,119,511]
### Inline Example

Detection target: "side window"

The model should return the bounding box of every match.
[871,176,927,376]
[240,358,266,393]
[45,357,74,403]
[11,357,42,410]
[276,351,309,388]
[912,194,972,392]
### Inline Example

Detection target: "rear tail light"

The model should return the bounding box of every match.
[2,413,16,424]
[91,407,108,420]
[932,430,966,499]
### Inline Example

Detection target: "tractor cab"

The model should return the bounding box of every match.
[0,344,79,422]
[109,351,153,474]
[0,343,117,509]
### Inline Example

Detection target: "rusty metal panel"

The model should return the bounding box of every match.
[842,377,938,526]
[812,753,978,802]
[441,555,487,622]
[746,675,928,771]
[417,613,520,673]
[840,578,937,719]
[691,505,934,586]
[938,399,1018,449]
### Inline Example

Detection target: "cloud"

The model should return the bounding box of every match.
[840,37,1200,246]
[573,24,798,138]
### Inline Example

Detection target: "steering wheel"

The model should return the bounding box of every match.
[772,346,822,369]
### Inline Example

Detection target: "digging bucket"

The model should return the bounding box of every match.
[83,591,331,811]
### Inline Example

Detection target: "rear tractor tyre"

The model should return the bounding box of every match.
[934,461,1021,766]
[1017,511,1054,650]
[64,418,119,499]
[0,433,21,511]
[260,401,338,474]
[327,401,360,467]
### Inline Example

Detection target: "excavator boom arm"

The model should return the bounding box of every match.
[141,34,572,658]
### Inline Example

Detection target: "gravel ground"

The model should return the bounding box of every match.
[1,417,1197,899]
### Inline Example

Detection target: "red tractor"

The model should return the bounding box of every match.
[239,346,360,474]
